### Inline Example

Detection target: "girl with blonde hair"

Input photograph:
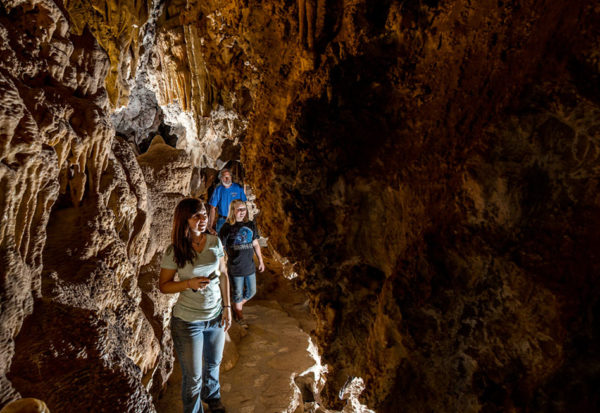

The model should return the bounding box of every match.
[218,200,265,326]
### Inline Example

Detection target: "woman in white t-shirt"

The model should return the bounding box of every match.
[159,198,232,413]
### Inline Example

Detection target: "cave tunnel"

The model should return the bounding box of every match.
[1,0,600,412]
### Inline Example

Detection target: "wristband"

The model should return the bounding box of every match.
[223,305,231,308]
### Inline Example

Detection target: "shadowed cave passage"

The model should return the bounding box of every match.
[1,1,600,412]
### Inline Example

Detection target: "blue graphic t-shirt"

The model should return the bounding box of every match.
[209,183,247,217]
[218,221,259,277]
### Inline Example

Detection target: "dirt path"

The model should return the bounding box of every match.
[155,300,321,413]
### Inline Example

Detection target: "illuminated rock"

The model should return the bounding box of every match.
[0,398,49,413]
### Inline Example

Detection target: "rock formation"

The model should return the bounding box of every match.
[0,397,49,413]
[62,0,149,107]
[1,0,599,412]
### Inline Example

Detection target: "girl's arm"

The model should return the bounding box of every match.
[159,268,187,293]
[218,256,232,331]
[252,239,265,272]
[159,268,209,293]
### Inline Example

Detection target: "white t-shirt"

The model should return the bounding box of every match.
[161,235,225,322]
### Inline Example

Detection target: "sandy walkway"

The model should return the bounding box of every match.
[155,300,321,413]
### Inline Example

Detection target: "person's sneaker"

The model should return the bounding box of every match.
[236,317,249,328]
[206,398,226,413]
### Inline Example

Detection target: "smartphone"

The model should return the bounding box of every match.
[192,271,220,292]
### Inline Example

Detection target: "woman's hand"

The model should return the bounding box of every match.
[220,307,232,332]
[252,239,265,273]
[187,277,211,290]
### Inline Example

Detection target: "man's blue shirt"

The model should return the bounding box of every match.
[209,183,247,217]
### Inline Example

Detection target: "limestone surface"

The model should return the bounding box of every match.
[0,398,49,413]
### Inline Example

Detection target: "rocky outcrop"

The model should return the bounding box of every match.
[145,1,248,169]
[0,1,185,411]
[0,398,49,413]
[0,0,110,405]
[62,0,149,107]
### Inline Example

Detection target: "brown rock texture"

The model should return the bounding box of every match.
[0,1,184,411]
[147,0,249,169]
[172,0,600,411]
[1,0,600,412]
[0,397,49,413]
[62,0,149,107]
[0,0,109,405]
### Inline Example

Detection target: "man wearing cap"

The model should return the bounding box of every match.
[208,168,247,235]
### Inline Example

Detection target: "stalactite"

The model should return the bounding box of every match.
[62,0,148,107]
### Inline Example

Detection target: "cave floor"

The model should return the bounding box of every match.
[155,301,317,413]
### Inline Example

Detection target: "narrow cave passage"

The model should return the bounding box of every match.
[103,9,376,409]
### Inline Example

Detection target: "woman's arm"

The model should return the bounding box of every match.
[218,256,232,331]
[159,268,209,293]
[252,239,265,272]
[159,268,185,293]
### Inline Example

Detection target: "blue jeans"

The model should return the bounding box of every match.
[216,217,226,233]
[171,315,225,413]
[230,273,256,303]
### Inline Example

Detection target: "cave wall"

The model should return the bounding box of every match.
[1,0,600,412]
[0,1,188,411]
[0,0,109,404]
[176,0,600,411]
